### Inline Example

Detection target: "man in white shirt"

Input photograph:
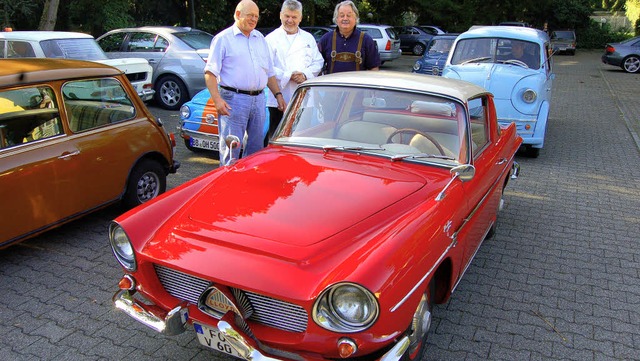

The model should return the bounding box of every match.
[204,0,286,165]
[264,0,323,145]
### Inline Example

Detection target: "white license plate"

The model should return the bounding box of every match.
[194,323,245,359]
[190,136,219,150]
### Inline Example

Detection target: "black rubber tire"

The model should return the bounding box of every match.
[154,75,188,110]
[622,55,640,73]
[123,159,166,208]
[412,43,425,56]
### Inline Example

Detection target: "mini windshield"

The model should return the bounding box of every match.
[450,38,541,69]
[273,85,470,165]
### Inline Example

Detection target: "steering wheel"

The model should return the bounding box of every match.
[386,128,446,155]
[504,59,529,68]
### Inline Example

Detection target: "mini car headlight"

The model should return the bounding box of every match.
[312,282,379,333]
[413,62,421,71]
[109,223,136,271]
[179,105,191,119]
[522,89,537,103]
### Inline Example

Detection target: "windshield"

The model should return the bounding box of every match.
[450,37,541,69]
[174,31,214,49]
[428,38,454,55]
[551,31,575,40]
[40,38,108,60]
[273,85,469,165]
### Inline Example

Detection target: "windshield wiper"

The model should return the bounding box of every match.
[460,56,491,65]
[322,145,383,153]
[391,153,456,162]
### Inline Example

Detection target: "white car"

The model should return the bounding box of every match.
[0,31,154,102]
[358,24,402,63]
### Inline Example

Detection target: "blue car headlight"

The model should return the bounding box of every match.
[109,223,136,271]
[522,89,537,103]
[312,282,379,333]
[180,105,191,120]
[413,62,422,71]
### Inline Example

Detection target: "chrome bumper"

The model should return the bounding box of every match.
[138,89,155,102]
[113,289,189,336]
[113,289,412,361]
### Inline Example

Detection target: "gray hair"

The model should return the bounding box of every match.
[332,1,360,25]
[281,0,302,13]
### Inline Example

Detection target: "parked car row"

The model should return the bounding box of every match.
[0,27,214,110]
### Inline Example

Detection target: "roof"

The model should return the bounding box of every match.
[0,31,94,41]
[302,70,489,101]
[102,26,204,35]
[459,26,549,43]
[0,58,121,87]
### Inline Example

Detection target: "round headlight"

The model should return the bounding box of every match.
[522,89,537,103]
[109,223,136,271]
[313,282,379,332]
[413,62,421,71]
[179,105,191,119]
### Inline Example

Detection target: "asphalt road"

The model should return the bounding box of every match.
[1,51,639,361]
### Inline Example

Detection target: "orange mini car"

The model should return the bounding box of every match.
[0,58,179,248]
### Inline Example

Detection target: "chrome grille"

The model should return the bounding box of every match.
[154,265,308,333]
[240,291,308,333]
[154,264,211,304]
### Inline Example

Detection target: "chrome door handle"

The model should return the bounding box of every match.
[58,150,80,159]
[496,158,507,165]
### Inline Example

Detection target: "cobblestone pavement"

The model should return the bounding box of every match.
[0,51,638,361]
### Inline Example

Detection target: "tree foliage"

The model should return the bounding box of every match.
[2,0,634,40]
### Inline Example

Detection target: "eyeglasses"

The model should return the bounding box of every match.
[242,13,260,20]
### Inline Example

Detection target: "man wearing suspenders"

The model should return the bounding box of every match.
[318,1,381,74]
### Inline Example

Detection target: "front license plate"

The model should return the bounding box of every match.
[190,136,219,150]
[194,323,245,359]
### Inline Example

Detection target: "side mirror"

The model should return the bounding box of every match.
[451,164,475,182]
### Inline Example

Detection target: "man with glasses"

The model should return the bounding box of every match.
[317,0,380,74]
[204,0,286,165]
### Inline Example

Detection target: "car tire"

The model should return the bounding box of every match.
[622,55,640,73]
[412,43,425,56]
[525,146,540,158]
[123,159,166,208]
[402,281,434,361]
[155,75,188,110]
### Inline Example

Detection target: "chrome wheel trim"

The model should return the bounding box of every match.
[136,171,160,203]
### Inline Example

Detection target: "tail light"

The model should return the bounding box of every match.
[605,45,615,54]
[169,132,176,147]
[385,40,391,51]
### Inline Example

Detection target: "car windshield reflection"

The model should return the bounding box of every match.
[272,86,469,165]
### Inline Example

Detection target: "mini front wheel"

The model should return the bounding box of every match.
[123,159,166,208]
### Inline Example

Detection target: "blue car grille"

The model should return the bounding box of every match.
[153,264,308,333]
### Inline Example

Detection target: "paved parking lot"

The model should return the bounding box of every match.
[0,50,638,361]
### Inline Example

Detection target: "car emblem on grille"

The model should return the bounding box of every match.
[198,286,247,319]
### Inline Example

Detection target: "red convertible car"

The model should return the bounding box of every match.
[110,71,522,360]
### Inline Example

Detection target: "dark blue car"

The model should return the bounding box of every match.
[411,33,458,76]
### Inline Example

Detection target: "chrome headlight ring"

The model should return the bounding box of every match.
[109,222,137,271]
[179,105,191,119]
[312,282,379,333]
[413,62,421,71]
[522,89,537,104]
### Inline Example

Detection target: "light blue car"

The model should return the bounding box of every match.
[442,26,554,157]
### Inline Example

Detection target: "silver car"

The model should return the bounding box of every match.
[358,24,402,63]
[98,26,213,110]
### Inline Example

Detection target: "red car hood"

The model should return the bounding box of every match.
[136,148,454,298]
[188,149,428,245]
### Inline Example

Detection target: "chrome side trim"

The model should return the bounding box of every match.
[390,241,453,312]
